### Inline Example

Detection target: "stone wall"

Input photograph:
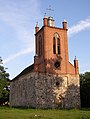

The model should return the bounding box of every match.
[10,73,36,107]
[10,72,80,108]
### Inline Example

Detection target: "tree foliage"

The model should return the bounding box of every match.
[80,72,90,107]
[0,57,10,105]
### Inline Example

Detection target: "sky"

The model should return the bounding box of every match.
[0,0,90,79]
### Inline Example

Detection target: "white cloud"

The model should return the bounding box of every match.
[3,47,34,64]
[0,0,41,45]
[0,0,41,64]
[68,17,90,37]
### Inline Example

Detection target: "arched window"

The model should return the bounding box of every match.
[57,38,60,54]
[38,36,42,56]
[53,33,60,54]
[53,37,56,54]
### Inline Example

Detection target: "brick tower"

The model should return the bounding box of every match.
[34,16,79,76]
[10,15,80,109]
[33,15,80,108]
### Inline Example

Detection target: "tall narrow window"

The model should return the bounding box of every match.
[53,33,60,55]
[39,40,41,56]
[38,36,42,56]
[57,38,60,54]
[53,37,56,54]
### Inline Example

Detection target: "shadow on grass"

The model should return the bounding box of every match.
[79,108,90,111]
[0,106,90,112]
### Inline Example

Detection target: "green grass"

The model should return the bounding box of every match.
[0,107,90,119]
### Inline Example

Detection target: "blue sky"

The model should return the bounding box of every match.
[0,0,90,79]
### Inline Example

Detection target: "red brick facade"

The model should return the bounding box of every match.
[34,16,79,75]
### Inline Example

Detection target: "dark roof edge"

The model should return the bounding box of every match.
[11,64,34,82]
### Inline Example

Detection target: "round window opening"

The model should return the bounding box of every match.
[54,61,60,68]
[56,81,60,86]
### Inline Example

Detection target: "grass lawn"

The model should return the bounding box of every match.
[0,107,90,119]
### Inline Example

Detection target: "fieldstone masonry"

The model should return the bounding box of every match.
[10,72,80,108]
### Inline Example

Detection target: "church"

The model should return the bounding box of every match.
[10,15,80,108]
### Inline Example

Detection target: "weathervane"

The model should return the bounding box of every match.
[46,5,54,16]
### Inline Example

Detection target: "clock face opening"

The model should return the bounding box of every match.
[54,61,60,68]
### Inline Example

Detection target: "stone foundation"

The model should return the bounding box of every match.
[10,72,80,108]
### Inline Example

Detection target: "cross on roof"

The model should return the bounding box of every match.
[46,5,54,16]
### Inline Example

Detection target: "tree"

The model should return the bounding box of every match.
[80,72,90,107]
[0,57,10,105]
